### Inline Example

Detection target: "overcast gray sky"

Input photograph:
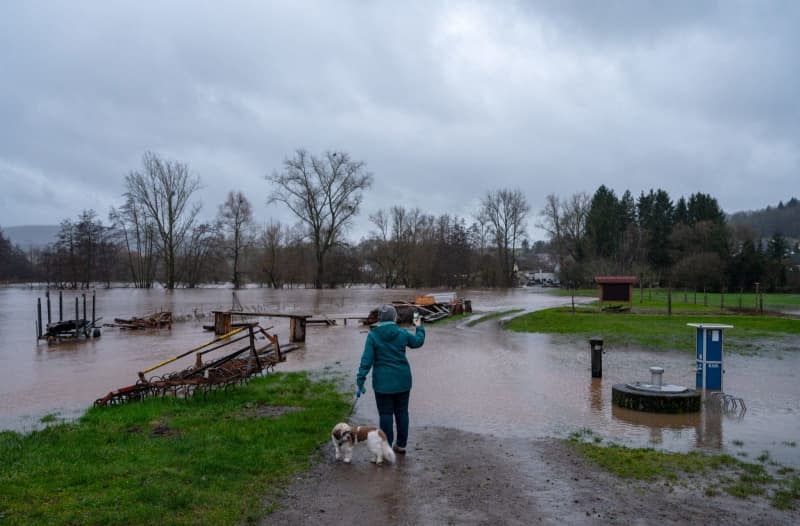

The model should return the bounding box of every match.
[1,1,798,242]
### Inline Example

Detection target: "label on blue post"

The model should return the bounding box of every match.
[706,331,722,361]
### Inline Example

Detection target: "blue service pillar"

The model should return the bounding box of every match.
[688,323,733,391]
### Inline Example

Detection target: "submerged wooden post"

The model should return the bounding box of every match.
[46,290,51,325]
[214,311,232,335]
[59,290,63,321]
[248,324,261,371]
[92,291,96,330]
[74,298,79,338]
[289,316,306,343]
[37,298,43,339]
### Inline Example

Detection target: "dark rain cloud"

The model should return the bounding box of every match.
[1,1,798,240]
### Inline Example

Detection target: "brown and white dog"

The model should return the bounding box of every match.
[331,423,396,465]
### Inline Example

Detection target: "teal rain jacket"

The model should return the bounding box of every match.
[357,321,426,394]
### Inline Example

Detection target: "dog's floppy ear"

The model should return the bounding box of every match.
[332,423,351,441]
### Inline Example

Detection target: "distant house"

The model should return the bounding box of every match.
[519,269,559,287]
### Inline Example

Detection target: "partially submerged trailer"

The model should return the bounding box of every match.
[94,323,295,407]
[364,292,472,325]
[36,290,101,343]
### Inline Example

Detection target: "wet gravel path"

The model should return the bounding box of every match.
[262,426,799,525]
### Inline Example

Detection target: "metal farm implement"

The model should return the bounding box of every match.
[94,323,294,407]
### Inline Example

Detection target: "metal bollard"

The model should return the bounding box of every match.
[590,337,604,378]
[649,366,664,388]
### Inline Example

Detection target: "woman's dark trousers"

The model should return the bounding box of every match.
[374,390,410,448]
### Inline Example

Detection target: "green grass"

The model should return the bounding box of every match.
[465,308,525,327]
[0,372,350,526]
[567,432,799,509]
[434,313,470,325]
[39,413,59,424]
[567,429,734,480]
[505,307,800,352]
[552,287,800,313]
[772,475,800,509]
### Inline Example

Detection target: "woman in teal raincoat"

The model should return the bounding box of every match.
[356,304,425,453]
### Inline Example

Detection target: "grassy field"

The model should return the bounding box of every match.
[465,308,525,327]
[518,287,800,352]
[556,287,800,314]
[568,429,800,509]
[505,306,800,353]
[0,372,350,526]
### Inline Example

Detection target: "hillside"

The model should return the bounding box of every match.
[1,225,59,249]
[728,197,800,238]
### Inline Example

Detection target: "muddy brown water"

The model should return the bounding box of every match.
[1,286,798,468]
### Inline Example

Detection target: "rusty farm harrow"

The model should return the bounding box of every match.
[94,323,293,407]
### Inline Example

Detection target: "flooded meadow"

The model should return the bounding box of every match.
[1,286,798,468]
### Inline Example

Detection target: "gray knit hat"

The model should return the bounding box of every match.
[378,304,397,322]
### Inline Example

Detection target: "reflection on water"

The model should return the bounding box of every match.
[1,286,798,468]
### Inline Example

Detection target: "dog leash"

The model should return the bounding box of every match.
[349,389,361,416]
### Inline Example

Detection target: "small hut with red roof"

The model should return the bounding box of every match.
[594,276,637,310]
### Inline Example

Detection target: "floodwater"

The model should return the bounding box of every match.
[1,286,798,468]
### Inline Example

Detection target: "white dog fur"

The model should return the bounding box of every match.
[331,423,396,465]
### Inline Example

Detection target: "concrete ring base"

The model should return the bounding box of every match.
[612,383,701,413]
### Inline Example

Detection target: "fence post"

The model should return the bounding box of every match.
[37,298,42,339]
[667,287,672,316]
[46,290,51,325]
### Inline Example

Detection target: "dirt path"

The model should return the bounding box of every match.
[263,426,798,525]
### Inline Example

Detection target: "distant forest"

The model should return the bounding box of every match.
[1,151,798,292]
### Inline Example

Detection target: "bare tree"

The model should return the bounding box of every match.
[366,206,426,288]
[471,209,491,257]
[74,210,105,288]
[110,195,158,288]
[217,191,254,289]
[538,192,591,275]
[54,218,79,288]
[181,222,222,288]
[267,148,373,288]
[260,220,285,288]
[124,152,201,289]
[367,209,398,288]
[480,188,530,286]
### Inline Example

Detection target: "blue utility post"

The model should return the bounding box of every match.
[688,323,733,391]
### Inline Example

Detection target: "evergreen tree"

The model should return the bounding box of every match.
[673,197,688,225]
[637,189,674,273]
[585,185,621,259]
[730,238,764,290]
[687,193,725,225]
[764,232,789,290]
[619,190,636,230]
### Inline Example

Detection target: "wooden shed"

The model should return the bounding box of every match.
[595,276,637,310]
